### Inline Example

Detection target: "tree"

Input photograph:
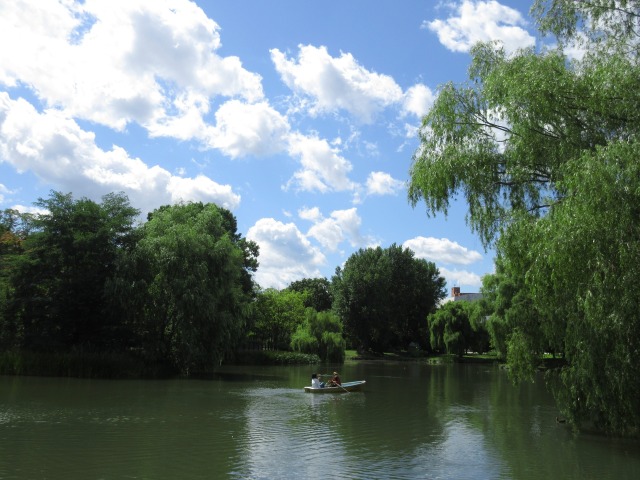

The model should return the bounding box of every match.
[6,191,139,351]
[532,0,640,58]
[523,144,640,433]
[290,308,345,362]
[427,301,488,357]
[407,1,640,435]
[479,249,550,365]
[287,277,333,312]
[250,288,307,351]
[332,244,446,354]
[0,209,35,349]
[118,202,258,374]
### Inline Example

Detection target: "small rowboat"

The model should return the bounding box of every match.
[304,380,366,393]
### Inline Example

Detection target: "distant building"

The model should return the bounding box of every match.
[440,286,483,305]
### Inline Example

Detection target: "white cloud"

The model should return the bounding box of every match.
[167,175,240,210]
[306,219,345,252]
[402,84,435,118]
[438,266,483,288]
[0,184,11,203]
[0,0,263,134]
[286,132,355,193]
[366,171,405,196]
[246,218,326,289]
[425,0,535,54]
[8,204,49,216]
[0,93,240,215]
[403,236,483,265]
[271,44,404,123]
[205,100,290,158]
[304,207,364,252]
[298,206,323,222]
[331,208,366,246]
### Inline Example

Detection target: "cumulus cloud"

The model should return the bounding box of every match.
[403,236,483,265]
[402,84,435,118]
[246,218,326,289]
[247,209,371,289]
[366,171,405,196]
[424,0,535,54]
[438,266,483,288]
[271,44,404,123]
[0,0,263,134]
[285,132,355,193]
[303,207,364,252]
[0,184,11,203]
[298,206,323,223]
[0,93,240,215]
[205,100,290,158]
[8,204,49,216]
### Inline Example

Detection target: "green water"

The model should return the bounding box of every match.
[1,363,639,479]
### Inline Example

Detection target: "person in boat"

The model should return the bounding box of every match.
[327,371,342,387]
[311,373,325,389]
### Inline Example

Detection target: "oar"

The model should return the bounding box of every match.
[320,374,349,393]
[336,383,350,394]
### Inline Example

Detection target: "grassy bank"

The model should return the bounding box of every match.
[346,349,501,364]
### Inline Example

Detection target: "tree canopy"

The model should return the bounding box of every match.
[286,277,333,312]
[0,194,260,376]
[250,288,307,351]
[332,244,446,353]
[428,300,489,358]
[117,202,259,374]
[6,192,139,351]
[408,1,640,435]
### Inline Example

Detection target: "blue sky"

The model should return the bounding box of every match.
[0,1,541,292]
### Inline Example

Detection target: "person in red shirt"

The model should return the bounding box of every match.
[328,371,341,386]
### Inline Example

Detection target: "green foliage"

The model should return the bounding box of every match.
[428,301,488,357]
[113,201,258,375]
[523,144,640,434]
[0,349,167,379]
[467,301,491,355]
[250,288,307,351]
[287,277,333,311]
[332,244,446,353]
[290,309,345,362]
[408,1,640,435]
[6,191,139,351]
[322,331,345,364]
[232,350,321,365]
[1,194,262,377]
[506,329,537,384]
[290,328,316,354]
[532,0,640,57]
[0,209,34,349]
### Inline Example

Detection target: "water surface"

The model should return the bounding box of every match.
[1,362,639,479]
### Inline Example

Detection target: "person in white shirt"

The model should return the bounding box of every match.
[311,373,324,388]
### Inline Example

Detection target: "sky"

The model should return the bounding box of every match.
[0,0,543,292]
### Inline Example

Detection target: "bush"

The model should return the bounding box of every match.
[232,350,321,365]
[0,349,169,378]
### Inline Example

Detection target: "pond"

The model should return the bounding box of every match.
[1,362,639,479]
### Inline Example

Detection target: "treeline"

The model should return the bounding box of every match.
[0,192,448,376]
[0,192,260,376]
[408,0,640,436]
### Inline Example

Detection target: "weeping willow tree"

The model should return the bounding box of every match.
[408,1,640,436]
[115,202,259,375]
